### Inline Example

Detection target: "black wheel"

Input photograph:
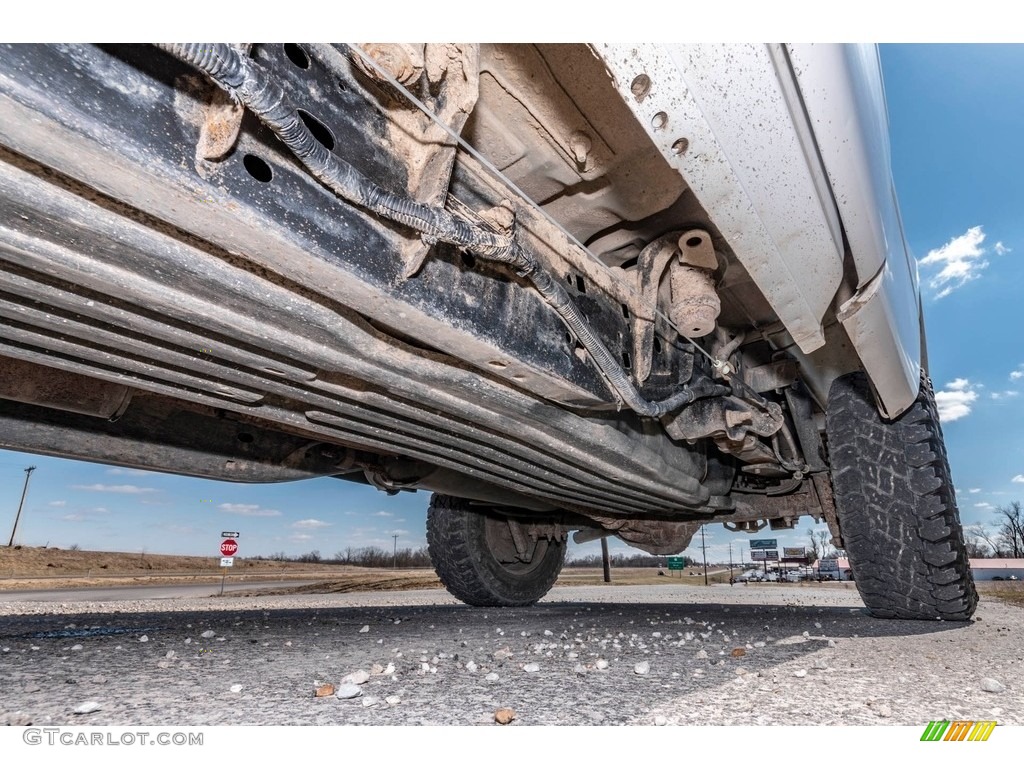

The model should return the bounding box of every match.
[826,372,978,620]
[426,494,565,607]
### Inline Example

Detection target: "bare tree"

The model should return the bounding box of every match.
[964,525,992,559]
[811,529,834,560]
[806,528,821,561]
[966,523,998,558]
[995,501,1024,558]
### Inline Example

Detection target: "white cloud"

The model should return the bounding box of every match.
[918,226,1005,299]
[1013,475,1024,484]
[289,533,314,542]
[991,390,1019,400]
[105,468,154,476]
[373,511,393,517]
[1011,366,1024,381]
[61,514,85,522]
[934,378,978,422]
[968,488,981,494]
[48,500,67,507]
[974,502,993,509]
[218,503,281,517]
[72,483,156,494]
[292,519,331,529]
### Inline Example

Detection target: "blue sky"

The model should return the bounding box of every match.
[1,44,1021,565]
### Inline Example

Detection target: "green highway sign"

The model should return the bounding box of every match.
[667,557,685,570]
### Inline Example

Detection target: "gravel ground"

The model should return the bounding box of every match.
[0,583,1019,726]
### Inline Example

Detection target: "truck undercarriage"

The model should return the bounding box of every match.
[0,43,977,618]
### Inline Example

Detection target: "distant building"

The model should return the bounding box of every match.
[811,557,852,581]
[969,559,1024,581]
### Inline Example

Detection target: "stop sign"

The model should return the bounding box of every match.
[220,538,238,557]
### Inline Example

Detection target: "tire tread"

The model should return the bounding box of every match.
[826,372,978,621]
[426,494,564,607]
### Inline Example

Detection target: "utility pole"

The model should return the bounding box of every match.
[392,533,398,570]
[7,466,36,547]
[700,525,708,586]
[729,541,733,583]
[601,536,611,583]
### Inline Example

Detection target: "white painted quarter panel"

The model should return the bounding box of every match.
[595,43,844,353]
[788,44,921,415]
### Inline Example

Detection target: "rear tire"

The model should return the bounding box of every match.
[426,494,565,607]
[826,372,977,620]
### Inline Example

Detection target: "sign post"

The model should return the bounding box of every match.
[218,534,239,596]
[667,556,685,578]
[749,538,778,577]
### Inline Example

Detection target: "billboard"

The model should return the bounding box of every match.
[750,539,778,550]
[783,547,807,558]
[752,550,780,561]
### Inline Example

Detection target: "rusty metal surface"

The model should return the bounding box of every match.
[333,43,480,278]
[0,356,132,419]
[196,86,244,161]
[669,263,720,339]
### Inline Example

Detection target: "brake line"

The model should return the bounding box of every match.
[158,43,730,418]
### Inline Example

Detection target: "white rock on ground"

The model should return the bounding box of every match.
[465,661,477,672]
[981,678,1005,693]
[342,669,370,685]
[485,673,499,682]
[595,659,609,670]
[634,661,651,676]
[71,644,83,651]
[359,625,370,633]
[695,650,708,660]
[138,635,149,643]
[654,715,668,726]
[230,684,243,693]
[385,695,401,705]
[201,630,216,639]
[361,696,379,708]
[335,683,361,699]
[383,663,395,676]
[523,662,541,673]
[794,670,807,678]
[73,701,101,715]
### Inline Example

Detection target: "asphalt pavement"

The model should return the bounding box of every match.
[0,583,1019,726]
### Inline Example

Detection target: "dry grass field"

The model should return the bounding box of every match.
[1,546,1020,608]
